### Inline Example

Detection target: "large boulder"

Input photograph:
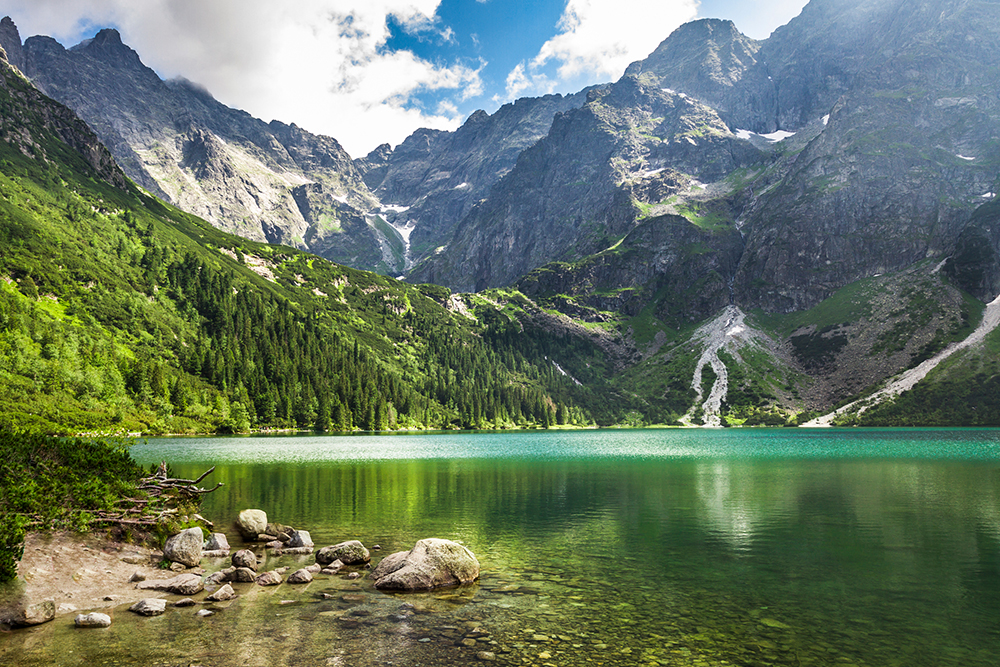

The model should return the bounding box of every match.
[371,539,479,591]
[236,509,268,540]
[317,540,369,566]
[163,527,204,567]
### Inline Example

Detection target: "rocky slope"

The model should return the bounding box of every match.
[1,22,395,272]
[356,90,592,271]
[409,76,762,291]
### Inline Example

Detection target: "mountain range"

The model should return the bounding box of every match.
[2,0,1000,432]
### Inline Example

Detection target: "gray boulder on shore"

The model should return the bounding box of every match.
[371,538,480,591]
[163,527,204,567]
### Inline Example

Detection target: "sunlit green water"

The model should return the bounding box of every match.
[4,428,1000,666]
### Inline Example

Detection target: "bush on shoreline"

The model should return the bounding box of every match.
[0,429,145,581]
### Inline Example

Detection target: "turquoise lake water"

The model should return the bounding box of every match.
[4,428,1000,666]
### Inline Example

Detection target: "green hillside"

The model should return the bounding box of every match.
[0,58,613,435]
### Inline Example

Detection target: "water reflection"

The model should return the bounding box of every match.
[4,429,1000,666]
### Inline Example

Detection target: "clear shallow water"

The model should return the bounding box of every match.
[5,428,1000,666]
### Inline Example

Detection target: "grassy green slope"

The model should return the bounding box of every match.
[0,60,608,434]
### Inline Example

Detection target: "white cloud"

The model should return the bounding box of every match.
[6,0,482,156]
[500,0,698,102]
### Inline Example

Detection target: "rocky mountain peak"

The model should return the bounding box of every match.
[69,28,148,73]
[0,17,25,74]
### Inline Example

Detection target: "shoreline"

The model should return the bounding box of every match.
[0,531,169,626]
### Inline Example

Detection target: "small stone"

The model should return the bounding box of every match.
[205,571,228,586]
[174,598,197,607]
[169,562,187,572]
[306,564,322,573]
[128,571,146,583]
[166,573,204,595]
[287,569,313,584]
[538,652,551,659]
[533,635,549,642]
[56,603,77,615]
[103,595,115,601]
[129,598,167,616]
[265,540,284,550]
[74,612,112,628]
[206,584,237,601]
[277,546,314,555]
[196,609,214,617]
[372,545,381,550]
[256,570,283,586]
[346,572,361,579]
[476,652,497,662]
[460,638,477,647]
[257,534,278,542]
[202,549,231,558]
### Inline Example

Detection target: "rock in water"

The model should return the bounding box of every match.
[15,600,55,626]
[163,527,204,567]
[236,509,268,540]
[166,573,204,595]
[230,567,257,583]
[206,584,237,601]
[204,533,230,552]
[129,599,167,616]
[372,538,479,591]
[74,612,112,628]
[287,530,313,549]
[255,570,283,586]
[232,549,258,571]
[287,568,313,584]
[316,540,369,566]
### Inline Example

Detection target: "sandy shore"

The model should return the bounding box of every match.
[1,531,169,623]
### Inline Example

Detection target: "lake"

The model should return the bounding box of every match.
[4,428,1000,666]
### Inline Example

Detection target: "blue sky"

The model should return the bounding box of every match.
[6,0,809,156]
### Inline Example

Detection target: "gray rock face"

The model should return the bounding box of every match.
[411,75,760,292]
[317,541,370,566]
[163,527,204,567]
[371,538,480,591]
[206,583,236,601]
[362,90,593,273]
[129,598,167,616]
[231,549,258,571]
[236,510,267,541]
[19,26,383,272]
[74,612,112,628]
[0,16,25,74]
